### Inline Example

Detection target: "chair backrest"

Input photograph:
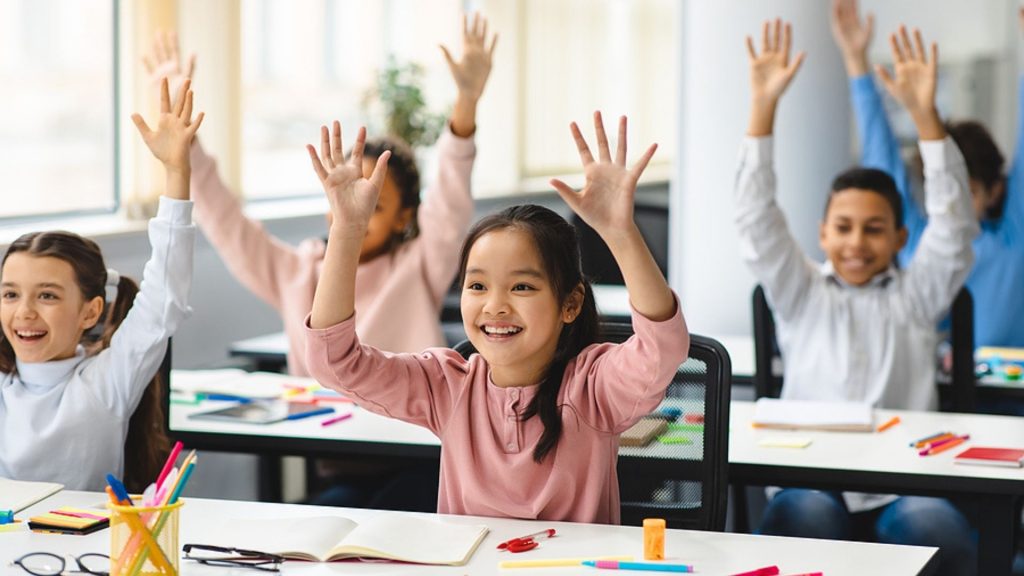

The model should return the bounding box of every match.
[752,284,977,412]
[453,324,731,531]
[751,285,782,399]
[618,333,731,532]
[571,203,669,286]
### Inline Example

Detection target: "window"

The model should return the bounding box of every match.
[0,0,116,220]
[240,0,462,200]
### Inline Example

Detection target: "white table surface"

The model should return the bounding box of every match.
[0,491,938,575]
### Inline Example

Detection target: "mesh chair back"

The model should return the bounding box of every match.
[618,334,731,531]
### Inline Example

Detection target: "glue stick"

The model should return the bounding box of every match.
[643,518,665,560]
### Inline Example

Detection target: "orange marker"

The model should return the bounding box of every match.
[876,416,901,432]
[921,435,968,456]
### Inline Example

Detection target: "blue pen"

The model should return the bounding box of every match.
[582,560,694,573]
[200,393,252,403]
[285,406,335,421]
[105,474,133,505]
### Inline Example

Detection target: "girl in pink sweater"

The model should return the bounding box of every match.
[304,113,689,523]
[143,17,497,374]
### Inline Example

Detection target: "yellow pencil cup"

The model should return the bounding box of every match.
[108,499,184,576]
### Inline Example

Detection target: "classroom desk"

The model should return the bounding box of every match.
[170,393,1024,575]
[1,490,939,575]
[729,401,1024,576]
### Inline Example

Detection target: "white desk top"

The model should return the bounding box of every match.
[1,491,937,575]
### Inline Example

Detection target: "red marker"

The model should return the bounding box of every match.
[730,567,780,576]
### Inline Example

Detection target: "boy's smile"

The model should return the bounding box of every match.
[819,188,908,286]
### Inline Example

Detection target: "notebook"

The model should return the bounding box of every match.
[0,477,64,513]
[28,506,111,535]
[752,398,874,432]
[210,514,488,564]
[954,447,1024,468]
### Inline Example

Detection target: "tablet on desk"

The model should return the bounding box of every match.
[188,401,331,424]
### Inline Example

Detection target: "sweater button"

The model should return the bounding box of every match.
[507,443,515,450]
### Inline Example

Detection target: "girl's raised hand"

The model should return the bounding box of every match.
[875,27,938,119]
[142,30,195,99]
[551,112,656,240]
[441,13,497,105]
[747,19,805,107]
[306,122,391,236]
[830,0,873,61]
[132,78,204,190]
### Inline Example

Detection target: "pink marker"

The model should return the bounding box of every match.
[730,567,780,576]
[156,441,183,491]
[321,413,353,427]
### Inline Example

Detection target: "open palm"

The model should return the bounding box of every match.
[747,20,805,105]
[306,122,390,234]
[441,13,497,102]
[830,0,873,56]
[876,27,936,115]
[551,112,656,237]
[132,78,203,174]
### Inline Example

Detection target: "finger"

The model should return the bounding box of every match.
[332,120,343,164]
[783,22,792,62]
[160,77,171,114]
[488,34,499,58]
[787,51,807,80]
[185,54,196,78]
[615,116,627,166]
[306,144,328,182]
[367,150,392,191]
[461,13,469,39]
[154,30,168,63]
[569,122,595,166]
[913,28,927,64]
[169,31,180,65]
[187,111,205,136]
[889,33,905,64]
[931,42,939,70]
[142,55,154,74]
[172,79,190,117]
[630,143,658,180]
[320,126,333,169]
[773,19,781,52]
[131,113,152,141]
[761,20,769,54]
[550,178,580,209]
[746,36,757,60]
[182,89,194,124]
[593,111,611,163]
[440,45,456,72]
[472,13,481,38]
[875,64,895,95]
[899,26,914,62]
[865,13,875,38]
[351,126,368,167]
[480,18,488,44]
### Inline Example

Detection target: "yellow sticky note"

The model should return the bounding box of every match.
[758,436,813,449]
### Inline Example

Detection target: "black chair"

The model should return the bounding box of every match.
[752,285,976,411]
[571,203,669,285]
[454,324,732,531]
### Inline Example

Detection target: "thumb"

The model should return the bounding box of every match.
[550,178,580,211]
[131,114,152,141]
[185,53,197,78]
[367,150,392,191]
[439,45,457,74]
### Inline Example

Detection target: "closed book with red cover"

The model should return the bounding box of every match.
[953,447,1024,468]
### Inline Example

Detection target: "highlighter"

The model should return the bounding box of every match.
[643,518,666,560]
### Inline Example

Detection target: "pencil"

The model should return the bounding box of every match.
[876,416,900,432]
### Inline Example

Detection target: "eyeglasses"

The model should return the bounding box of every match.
[9,552,109,576]
[182,543,284,572]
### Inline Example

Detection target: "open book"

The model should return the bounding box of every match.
[0,477,64,513]
[211,514,488,565]
[752,398,874,432]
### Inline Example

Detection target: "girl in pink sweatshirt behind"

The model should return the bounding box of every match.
[304,112,689,524]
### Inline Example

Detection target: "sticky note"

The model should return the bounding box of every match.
[657,435,693,445]
[758,436,813,449]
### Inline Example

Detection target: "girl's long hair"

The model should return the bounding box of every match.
[456,205,600,463]
[0,232,170,492]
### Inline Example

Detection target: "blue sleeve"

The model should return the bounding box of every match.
[850,75,926,254]
[1007,75,1024,223]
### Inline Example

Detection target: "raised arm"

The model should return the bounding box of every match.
[879,28,977,320]
[308,123,391,328]
[1009,8,1024,219]
[440,13,497,138]
[550,113,673,322]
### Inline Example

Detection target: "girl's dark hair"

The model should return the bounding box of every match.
[362,136,422,249]
[456,205,600,463]
[947,120,1007,220]
[825,167,905,229]
[0,231,170,492]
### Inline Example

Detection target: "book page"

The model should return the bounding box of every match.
[215,516,358,561]
[753,398,874,431]
[329,514,488,565]
[0,477,63,513]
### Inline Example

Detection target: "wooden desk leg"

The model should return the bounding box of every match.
[258,455,283,502]
[975,494,1017,576]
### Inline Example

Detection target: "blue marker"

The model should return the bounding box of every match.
[582,560,694,573]
[285,406,335,421]
[105,474,133,505]
[199,393,252,403]
[0,510,13,525]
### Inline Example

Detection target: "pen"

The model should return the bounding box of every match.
[499,556,633,569]
[582,560,693,572]
[200,393,252,403]
[920,435,968,456]
[779,573,823,576]
[919,433,966,452]
[909,431,950,448]
[320,412,353,427]
[876,416,900,432]
[286,406,335,421]
[730,566,780,576]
